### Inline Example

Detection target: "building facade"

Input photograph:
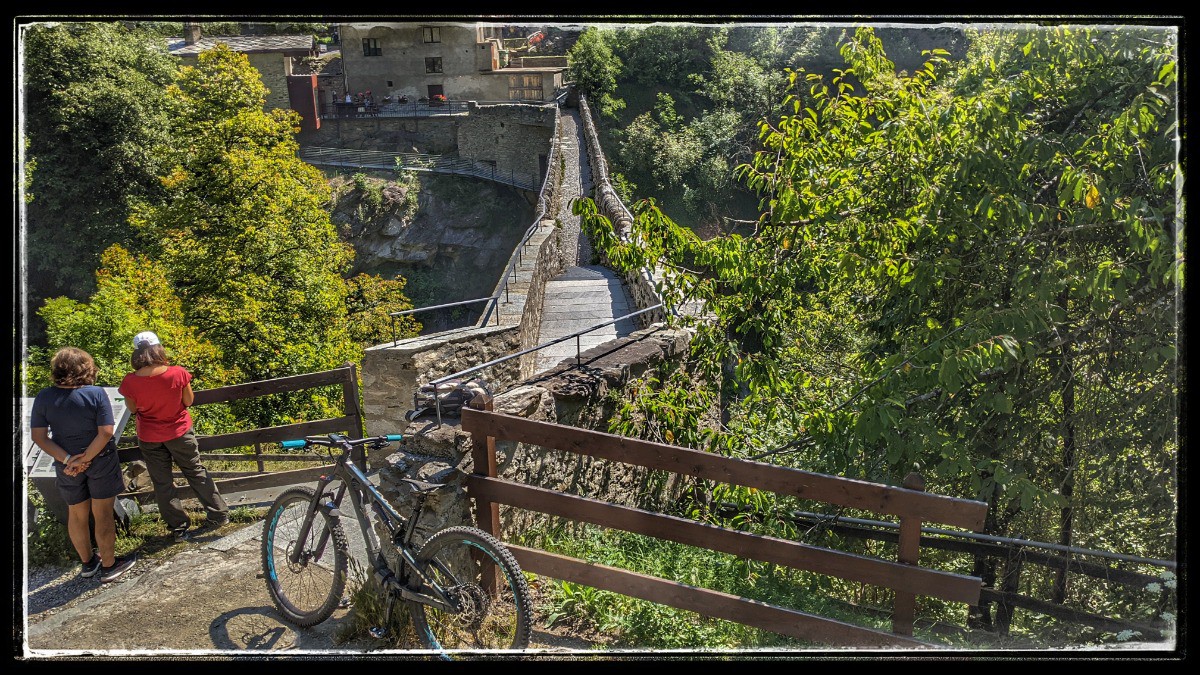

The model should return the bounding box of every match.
[338,22,565,103]
[167,23,318,111]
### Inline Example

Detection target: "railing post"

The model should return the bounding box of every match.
[254,443,264,474]
[467,396,501,595]
[576,335,581,364]
[995,543,1024,635]
[893,471,925,636]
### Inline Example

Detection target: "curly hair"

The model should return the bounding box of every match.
[50,347,98,387]
[131,344,170,370]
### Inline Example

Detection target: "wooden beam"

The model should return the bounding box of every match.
[190,453,328,463]
[460,408,986,530]
[978,589,1164,640]
[120,464,330,504]
[466,476,982,604]
[191,366,353,406]
[892,472,925,635]
[510,545,936,649]
[196,416,358,451]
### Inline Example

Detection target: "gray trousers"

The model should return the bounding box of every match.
[139,428,228,531]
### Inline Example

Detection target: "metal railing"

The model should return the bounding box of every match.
[300,147,543,191]
[418,303,663,427]
[386,96,565,343]
[389,296,501,346]
[321,98,558,120]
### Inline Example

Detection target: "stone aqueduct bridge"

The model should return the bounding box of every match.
[308,94,696,531]
[309,94,700,528]
[308,95,688,444]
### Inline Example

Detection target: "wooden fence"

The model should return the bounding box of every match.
[755,508,1171,640]
[460,403,991,649]
[116,364,364,503]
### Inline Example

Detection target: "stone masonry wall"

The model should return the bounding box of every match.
[457,103,556,188]
[298,116,460,154]
[377,323,694,544]
[251,53,292,111]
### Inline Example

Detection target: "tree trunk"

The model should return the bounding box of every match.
[967,480,1003,631]
[1052,307,1078,604]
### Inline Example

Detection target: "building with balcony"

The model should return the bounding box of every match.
[337,22,567,103]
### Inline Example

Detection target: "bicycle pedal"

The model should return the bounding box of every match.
[368,626,387,639]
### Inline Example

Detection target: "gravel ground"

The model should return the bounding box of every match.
[19,520,623,660]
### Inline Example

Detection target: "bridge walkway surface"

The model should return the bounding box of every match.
[534,107,637,374]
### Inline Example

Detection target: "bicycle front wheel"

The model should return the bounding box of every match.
[261,486,349,627]
[408,526,532,652]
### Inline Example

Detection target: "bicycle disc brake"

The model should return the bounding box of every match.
[445,582,489,631]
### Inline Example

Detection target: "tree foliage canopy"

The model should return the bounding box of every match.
[580,26,1180,563]
[24,39,417,428]
[21,22,177,306]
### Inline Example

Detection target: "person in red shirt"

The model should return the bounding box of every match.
[118,331,228,542]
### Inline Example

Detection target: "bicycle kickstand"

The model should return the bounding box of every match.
[369,592,397,639]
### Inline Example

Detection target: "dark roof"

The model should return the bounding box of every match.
[293,51,342,76]
[167,34,315,56]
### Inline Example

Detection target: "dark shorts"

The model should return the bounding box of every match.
[55,447,124,505]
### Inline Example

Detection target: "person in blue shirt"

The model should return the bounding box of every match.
[30,347,137,583]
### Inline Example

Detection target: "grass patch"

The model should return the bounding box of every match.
[26,482,266,569]
[335,558,423,647]
[517,523,940,651]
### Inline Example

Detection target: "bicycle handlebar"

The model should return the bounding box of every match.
[280,434,403,449]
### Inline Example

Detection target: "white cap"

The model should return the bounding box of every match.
[133,331,161,349]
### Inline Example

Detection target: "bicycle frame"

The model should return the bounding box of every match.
[290,436,462,614]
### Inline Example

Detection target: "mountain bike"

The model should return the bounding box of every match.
[260,432,532,653]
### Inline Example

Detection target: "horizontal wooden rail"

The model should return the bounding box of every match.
[510,545,934,649]
[785,510,1166,588]
[116,416,355,463]
[191,368,354,406]
[466,475,982,605]
[979,589,1164,640]
[461,408,987,530]
[121,464,331,504]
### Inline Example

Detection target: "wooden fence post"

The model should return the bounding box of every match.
[340,362,366,467]
[893,471,925,635]
[467,395,501,594]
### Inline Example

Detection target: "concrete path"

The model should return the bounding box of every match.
[535,265,637,373]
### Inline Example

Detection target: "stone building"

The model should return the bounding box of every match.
[337,22,566,103]
[166,22,318,111]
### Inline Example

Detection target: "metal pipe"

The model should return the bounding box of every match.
[389,296,496,317]
[786,509,1176,569]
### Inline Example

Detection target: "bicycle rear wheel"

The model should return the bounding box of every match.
[261,486,348,627]
[408,526,532,653]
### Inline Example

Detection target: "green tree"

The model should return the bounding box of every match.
[20,22,177,317]
[567,27,625,120]
[582,26,1180,622]
[24,245,228,395]
[130,45,414,425]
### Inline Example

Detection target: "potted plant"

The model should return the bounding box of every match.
[430,94,446,107]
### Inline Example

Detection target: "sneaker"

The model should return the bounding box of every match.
[99,554,136,583]
[206,513,230,529]
[79,553,102,579]
[173,526,193,543]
